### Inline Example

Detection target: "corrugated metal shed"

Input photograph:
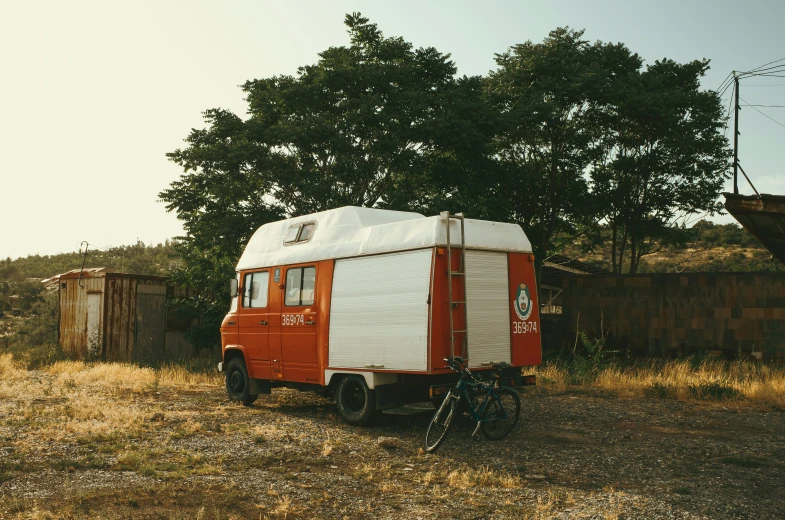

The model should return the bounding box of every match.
[52,268,194,361]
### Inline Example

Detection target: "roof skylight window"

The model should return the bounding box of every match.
[283,222,316,245]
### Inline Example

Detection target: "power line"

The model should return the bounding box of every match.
[740,95,785,129]
[744,83,785,87]
[744,57,785,73]
[739,63,785,76]
[741,104,785,108]
[715,71,734,92]
[745,73,785,78]
[718,78,735,98]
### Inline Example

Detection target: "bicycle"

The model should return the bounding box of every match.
[423,356,521,452]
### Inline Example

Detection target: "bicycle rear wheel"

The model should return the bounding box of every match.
[480,388,520,440]
[424,391,458,452]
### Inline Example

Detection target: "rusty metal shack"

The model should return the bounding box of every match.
[46,268,194,361]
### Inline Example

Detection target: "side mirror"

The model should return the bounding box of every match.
[251,281,260,301]
[229,278,238,298]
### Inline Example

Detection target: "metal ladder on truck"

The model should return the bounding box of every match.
[441,211,469,361]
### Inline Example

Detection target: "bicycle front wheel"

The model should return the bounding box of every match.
[424,392,458,452]
[480,388,521,440]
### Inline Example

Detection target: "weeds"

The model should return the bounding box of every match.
[688,380,742,401]
[534,356,785,407]
[567,313,621,384]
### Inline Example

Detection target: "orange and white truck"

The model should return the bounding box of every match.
[219,207,541,424]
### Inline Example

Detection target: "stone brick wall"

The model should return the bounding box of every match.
[557,273,785,360]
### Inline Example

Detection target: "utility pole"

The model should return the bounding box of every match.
[733,74,740,194]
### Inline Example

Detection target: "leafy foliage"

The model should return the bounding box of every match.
[590,59,731,273]
[3,291,65,368]
[160,13,489,344]
[485,28,642,260]
[160,14,734,339]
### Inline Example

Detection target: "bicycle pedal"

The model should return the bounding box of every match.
[471,422,482,438]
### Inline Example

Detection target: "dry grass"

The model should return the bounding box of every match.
[446,465,522,489]
[534,358,785,407]
[0,354,222,445]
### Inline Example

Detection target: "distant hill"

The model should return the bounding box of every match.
[0,240,180,281]
[0,240,181,314]
[568,221,785,273]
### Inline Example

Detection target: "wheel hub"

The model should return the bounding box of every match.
[345,382,365,412]
[229,371,244,393]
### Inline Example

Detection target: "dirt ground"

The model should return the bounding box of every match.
[1,369,784,519]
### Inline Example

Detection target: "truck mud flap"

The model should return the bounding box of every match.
[249,378,272,395]
[375,383,404,410]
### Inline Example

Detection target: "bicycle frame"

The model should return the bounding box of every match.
[448,363,509,426]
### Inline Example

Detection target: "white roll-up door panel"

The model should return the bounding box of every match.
[329,249,432,371]
[465,250,511,368]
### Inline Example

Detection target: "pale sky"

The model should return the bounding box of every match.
[2,0,784,260]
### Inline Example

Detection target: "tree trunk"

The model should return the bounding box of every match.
[618,226,628,275]
[611,221,618,274]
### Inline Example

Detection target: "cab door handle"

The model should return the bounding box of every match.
[259,320,268,325]
[305,320,315,325]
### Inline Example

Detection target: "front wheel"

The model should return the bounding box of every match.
[480,388,520,440]
[225,357,258,406]
[424,391,458,452]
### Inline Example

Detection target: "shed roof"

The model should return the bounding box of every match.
[42,267,114,285]
[236,206,532,271]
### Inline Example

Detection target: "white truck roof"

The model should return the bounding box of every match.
[236,206,532,271]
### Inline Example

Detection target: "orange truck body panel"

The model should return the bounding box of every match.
[221,248,541,385]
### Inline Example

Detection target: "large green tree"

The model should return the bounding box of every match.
[590,58,731,273]
[483,28,642,261]
[161,18,732,344]
[160,13,480,345]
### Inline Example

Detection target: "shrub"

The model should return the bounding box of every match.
[688,379,741,400]
[5,291,66,368]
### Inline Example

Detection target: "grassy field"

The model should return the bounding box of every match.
[533,357,785,407]
[1,353,784,518]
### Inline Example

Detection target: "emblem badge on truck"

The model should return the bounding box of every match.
[513,283,533,321]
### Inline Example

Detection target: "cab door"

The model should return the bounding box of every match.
[280,264,319,383]
[237,270,271,380]
[268,267,284,381]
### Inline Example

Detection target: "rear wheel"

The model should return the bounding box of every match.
[480,388,520,440]
[225,357,258,406]
[336,376,376,426]
[424,391,458,452]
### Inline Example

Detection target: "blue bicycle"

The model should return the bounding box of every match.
[424,357,521,452]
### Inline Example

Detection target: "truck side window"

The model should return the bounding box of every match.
[243,271,269,308]
[284,267,316,306]
[301,267,315,305]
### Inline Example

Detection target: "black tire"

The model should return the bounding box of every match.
[480,388,520,440]
[424,391,458,452]
[225,357,258,406]
[335,376,376,426]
